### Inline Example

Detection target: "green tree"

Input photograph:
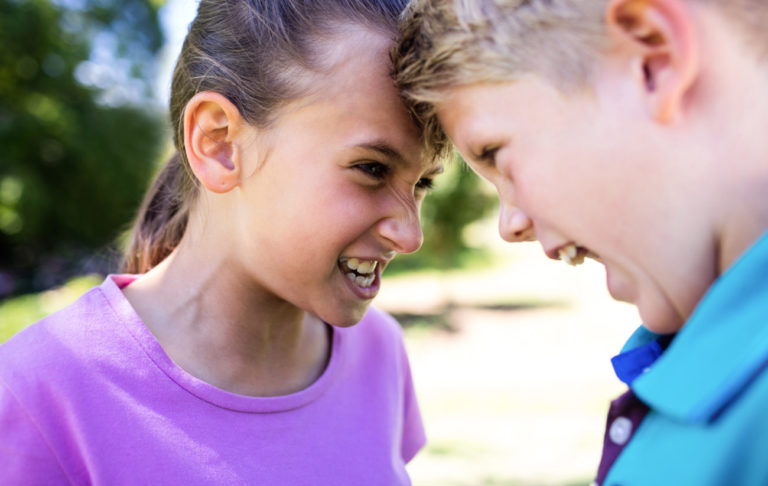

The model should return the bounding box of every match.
[0,0,166,294]
[389,154,497,273]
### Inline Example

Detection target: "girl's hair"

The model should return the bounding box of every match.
[393,0,768,162]
[123,0,409,274]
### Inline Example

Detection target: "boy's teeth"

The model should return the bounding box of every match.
[558,243,587,266]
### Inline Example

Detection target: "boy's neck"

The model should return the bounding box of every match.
[688,13,768,277]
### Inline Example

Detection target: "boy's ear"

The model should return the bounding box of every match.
[183,92,246,193]
[606,0,698,123]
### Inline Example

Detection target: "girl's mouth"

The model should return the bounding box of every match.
[338,257,378,288]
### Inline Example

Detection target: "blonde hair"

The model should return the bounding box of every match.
[393,0,768,158]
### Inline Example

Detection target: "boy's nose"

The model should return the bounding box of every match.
[377,203,424,255]
[498,202,535,242]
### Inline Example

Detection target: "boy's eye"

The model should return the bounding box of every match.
[355,162,389,180]
[477,146,499,166]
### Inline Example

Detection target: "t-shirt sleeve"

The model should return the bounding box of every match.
[0,379,71,485]
[398,337,426,463]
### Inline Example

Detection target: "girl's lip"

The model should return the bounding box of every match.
[339,255,392,268]
[339,263,381,300]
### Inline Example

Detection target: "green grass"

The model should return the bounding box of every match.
[0,274,102,344]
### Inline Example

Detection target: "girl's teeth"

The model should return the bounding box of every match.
[357,261,376,273]
[341,258,377,274]
[347,272,375,288]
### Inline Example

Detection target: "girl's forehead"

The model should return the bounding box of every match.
[250,26,430,169]
[311,23,393,73]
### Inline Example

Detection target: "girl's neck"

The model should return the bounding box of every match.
[122,235,332,397]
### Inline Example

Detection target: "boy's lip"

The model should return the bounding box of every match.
[544,242,600,264]
[544,243,571,261]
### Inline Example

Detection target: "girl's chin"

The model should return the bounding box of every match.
[318,301,370,328]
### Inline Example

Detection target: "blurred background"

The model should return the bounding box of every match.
[0,0,640,484]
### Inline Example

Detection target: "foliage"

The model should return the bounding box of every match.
[388,154,497,273]
[0,0,167,295]
[0,0,497,296]
[0,273,102,343]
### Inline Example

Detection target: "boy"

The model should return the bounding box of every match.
[393,0,768,484]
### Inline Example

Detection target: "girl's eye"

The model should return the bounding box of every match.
[416,177,434,191]
[355,162,389,180]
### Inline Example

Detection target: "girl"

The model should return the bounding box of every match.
[0,0,443,484]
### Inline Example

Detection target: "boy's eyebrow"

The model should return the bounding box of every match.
[355,140,444,175]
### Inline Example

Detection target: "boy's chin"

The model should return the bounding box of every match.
[638,302,685,335]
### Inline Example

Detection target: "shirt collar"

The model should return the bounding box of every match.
[619,230,768,424]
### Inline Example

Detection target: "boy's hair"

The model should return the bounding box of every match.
[123,0,409,274]
[393,0,768,162]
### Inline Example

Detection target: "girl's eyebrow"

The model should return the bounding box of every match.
[355,140,444,175]
[355,141,405,163]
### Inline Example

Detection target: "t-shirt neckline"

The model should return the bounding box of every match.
[101,274,342,413]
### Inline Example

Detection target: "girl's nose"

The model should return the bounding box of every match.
[499,202,535,242]
[377,204,424,255]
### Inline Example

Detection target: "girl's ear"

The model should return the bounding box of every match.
[183,92,246,193]
[606,0,698,123]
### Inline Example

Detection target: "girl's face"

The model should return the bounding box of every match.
[230,27,441,326]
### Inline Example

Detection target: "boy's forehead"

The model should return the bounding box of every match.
[436,83,514,144]
[438,76,574,133]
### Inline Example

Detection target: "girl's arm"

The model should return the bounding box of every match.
[0,380,72,485]
[398,335,426,463]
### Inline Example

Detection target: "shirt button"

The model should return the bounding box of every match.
[609,416,633,445]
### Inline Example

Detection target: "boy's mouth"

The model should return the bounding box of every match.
[556,243,600,266]
[338,257,378,288]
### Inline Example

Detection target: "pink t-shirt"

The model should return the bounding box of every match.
[0,275,425,485]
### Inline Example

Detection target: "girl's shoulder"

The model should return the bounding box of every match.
[333,306,409,368]
[352,305,406,342]
[0,276,130,390]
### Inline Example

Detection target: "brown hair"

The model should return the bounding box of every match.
[123,0,410,273]
[393,0,768,160]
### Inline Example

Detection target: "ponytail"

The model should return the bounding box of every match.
[121,152,196,274]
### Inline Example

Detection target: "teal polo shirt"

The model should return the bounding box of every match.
[602,231,768,485]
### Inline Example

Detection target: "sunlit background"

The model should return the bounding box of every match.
[0,1,640,484]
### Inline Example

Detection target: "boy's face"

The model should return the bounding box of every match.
[437,76,716,334]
